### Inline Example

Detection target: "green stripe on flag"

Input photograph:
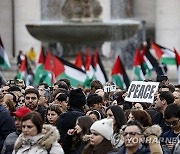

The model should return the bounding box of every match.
[57,73,85,88]
[160,57,176,65]
[112,74,126,90]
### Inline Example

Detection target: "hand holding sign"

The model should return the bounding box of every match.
[125,81,159,103]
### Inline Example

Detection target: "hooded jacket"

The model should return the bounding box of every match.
[12,124,64,154]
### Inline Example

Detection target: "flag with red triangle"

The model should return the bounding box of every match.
[53,55,87,88]
[85,49,95,80]
[112,55,130,89]
[16,56,27,81]
[174,48,180,84]
[35,47,53,86]
[0,36,11,69]
[75,52,85,71]
[94,48,108,84]
[145,43,166,76]
[152,42,176,65]
[44,51,56,85]
[141,46,153,77]
[133,48,145,80]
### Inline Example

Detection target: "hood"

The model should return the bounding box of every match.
[143,125,162,137]
[14,124,60,151]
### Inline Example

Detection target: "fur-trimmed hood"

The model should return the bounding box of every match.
[14,124,60,152]
[143,125,162,137]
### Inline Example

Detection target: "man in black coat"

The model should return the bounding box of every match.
[0,104,16,152]
[56,88,86,154]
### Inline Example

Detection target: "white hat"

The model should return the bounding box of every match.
[90,118,113,140]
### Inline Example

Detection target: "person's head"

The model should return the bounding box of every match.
[132,102,147,110]
[11,107,32,131]
[8,86,22,100]
[46,104,62,125]
[90,118,113,146]
[156,75,169,85]
[90,80,103,94]
[106,105,127,133]
[17,95,25,108]
[1,84,10,94]
[38,90,51,107]
[2,97,16,112]
[3,92,17,107]
[54,80,68,91]
[24,88,39,110]
[87,94,103,111]
[58,78,71,90]
[54,93,68,112]
[69,88,86,109]
[164,104,180,131]
[173,89,180,105]
[21,111,43,137]
[74,116,94,135]
[38,83,49,96]
[123,120,144,149]
[128,109,152,127]
[88,110,102,122]
[155,91,174,112]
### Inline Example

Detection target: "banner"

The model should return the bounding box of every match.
[125,81,159,103]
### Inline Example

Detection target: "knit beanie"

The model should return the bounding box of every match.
[90,118,113,140]
[69,88,86,108]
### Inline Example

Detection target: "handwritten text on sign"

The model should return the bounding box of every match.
[125,81,159,103]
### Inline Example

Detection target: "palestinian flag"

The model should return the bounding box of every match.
[133,48,145,80]
[141,46,153,77]
[35,47,53,86]
[112,56,130,89]
[53,55,87,88]
[174,48,180,84]
[44,51,55,85]
[94,48,108,84]
[86,50,95,80]
[75,52,85,71]
[0,37,11,69]
[145,44,166,75]
[152,42,176,65]
[16,56,27,81]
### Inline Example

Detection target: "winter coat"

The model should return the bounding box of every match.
[110,132,123,149]
[56,107,84,153]
[114,143,150,154]
[12,124,64,154]
[173,134,180,154]
[143,125,163,154]
[0,104,16,152]
[1,131,20,154]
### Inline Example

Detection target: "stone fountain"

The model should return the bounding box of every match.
[26,0,140,56]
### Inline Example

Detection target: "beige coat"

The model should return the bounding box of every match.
[13,124,64,154]
[143,125,163,154]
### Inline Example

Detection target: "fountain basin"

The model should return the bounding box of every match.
[26,20,140,43]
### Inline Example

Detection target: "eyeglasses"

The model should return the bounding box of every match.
[123,132,142,137]
[165,119,180,127]
[25,96,37,100]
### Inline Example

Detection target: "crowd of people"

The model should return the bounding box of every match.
[0,75,179,154]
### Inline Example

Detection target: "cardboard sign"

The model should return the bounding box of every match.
[125,81,159,103]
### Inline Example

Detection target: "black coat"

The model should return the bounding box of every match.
[0,105,16,152]
[56,107,84,154]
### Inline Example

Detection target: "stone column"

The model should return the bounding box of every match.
[15,0,41,57]
[156,0,180,51]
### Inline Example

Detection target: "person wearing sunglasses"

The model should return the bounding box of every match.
[163,104,180,152]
